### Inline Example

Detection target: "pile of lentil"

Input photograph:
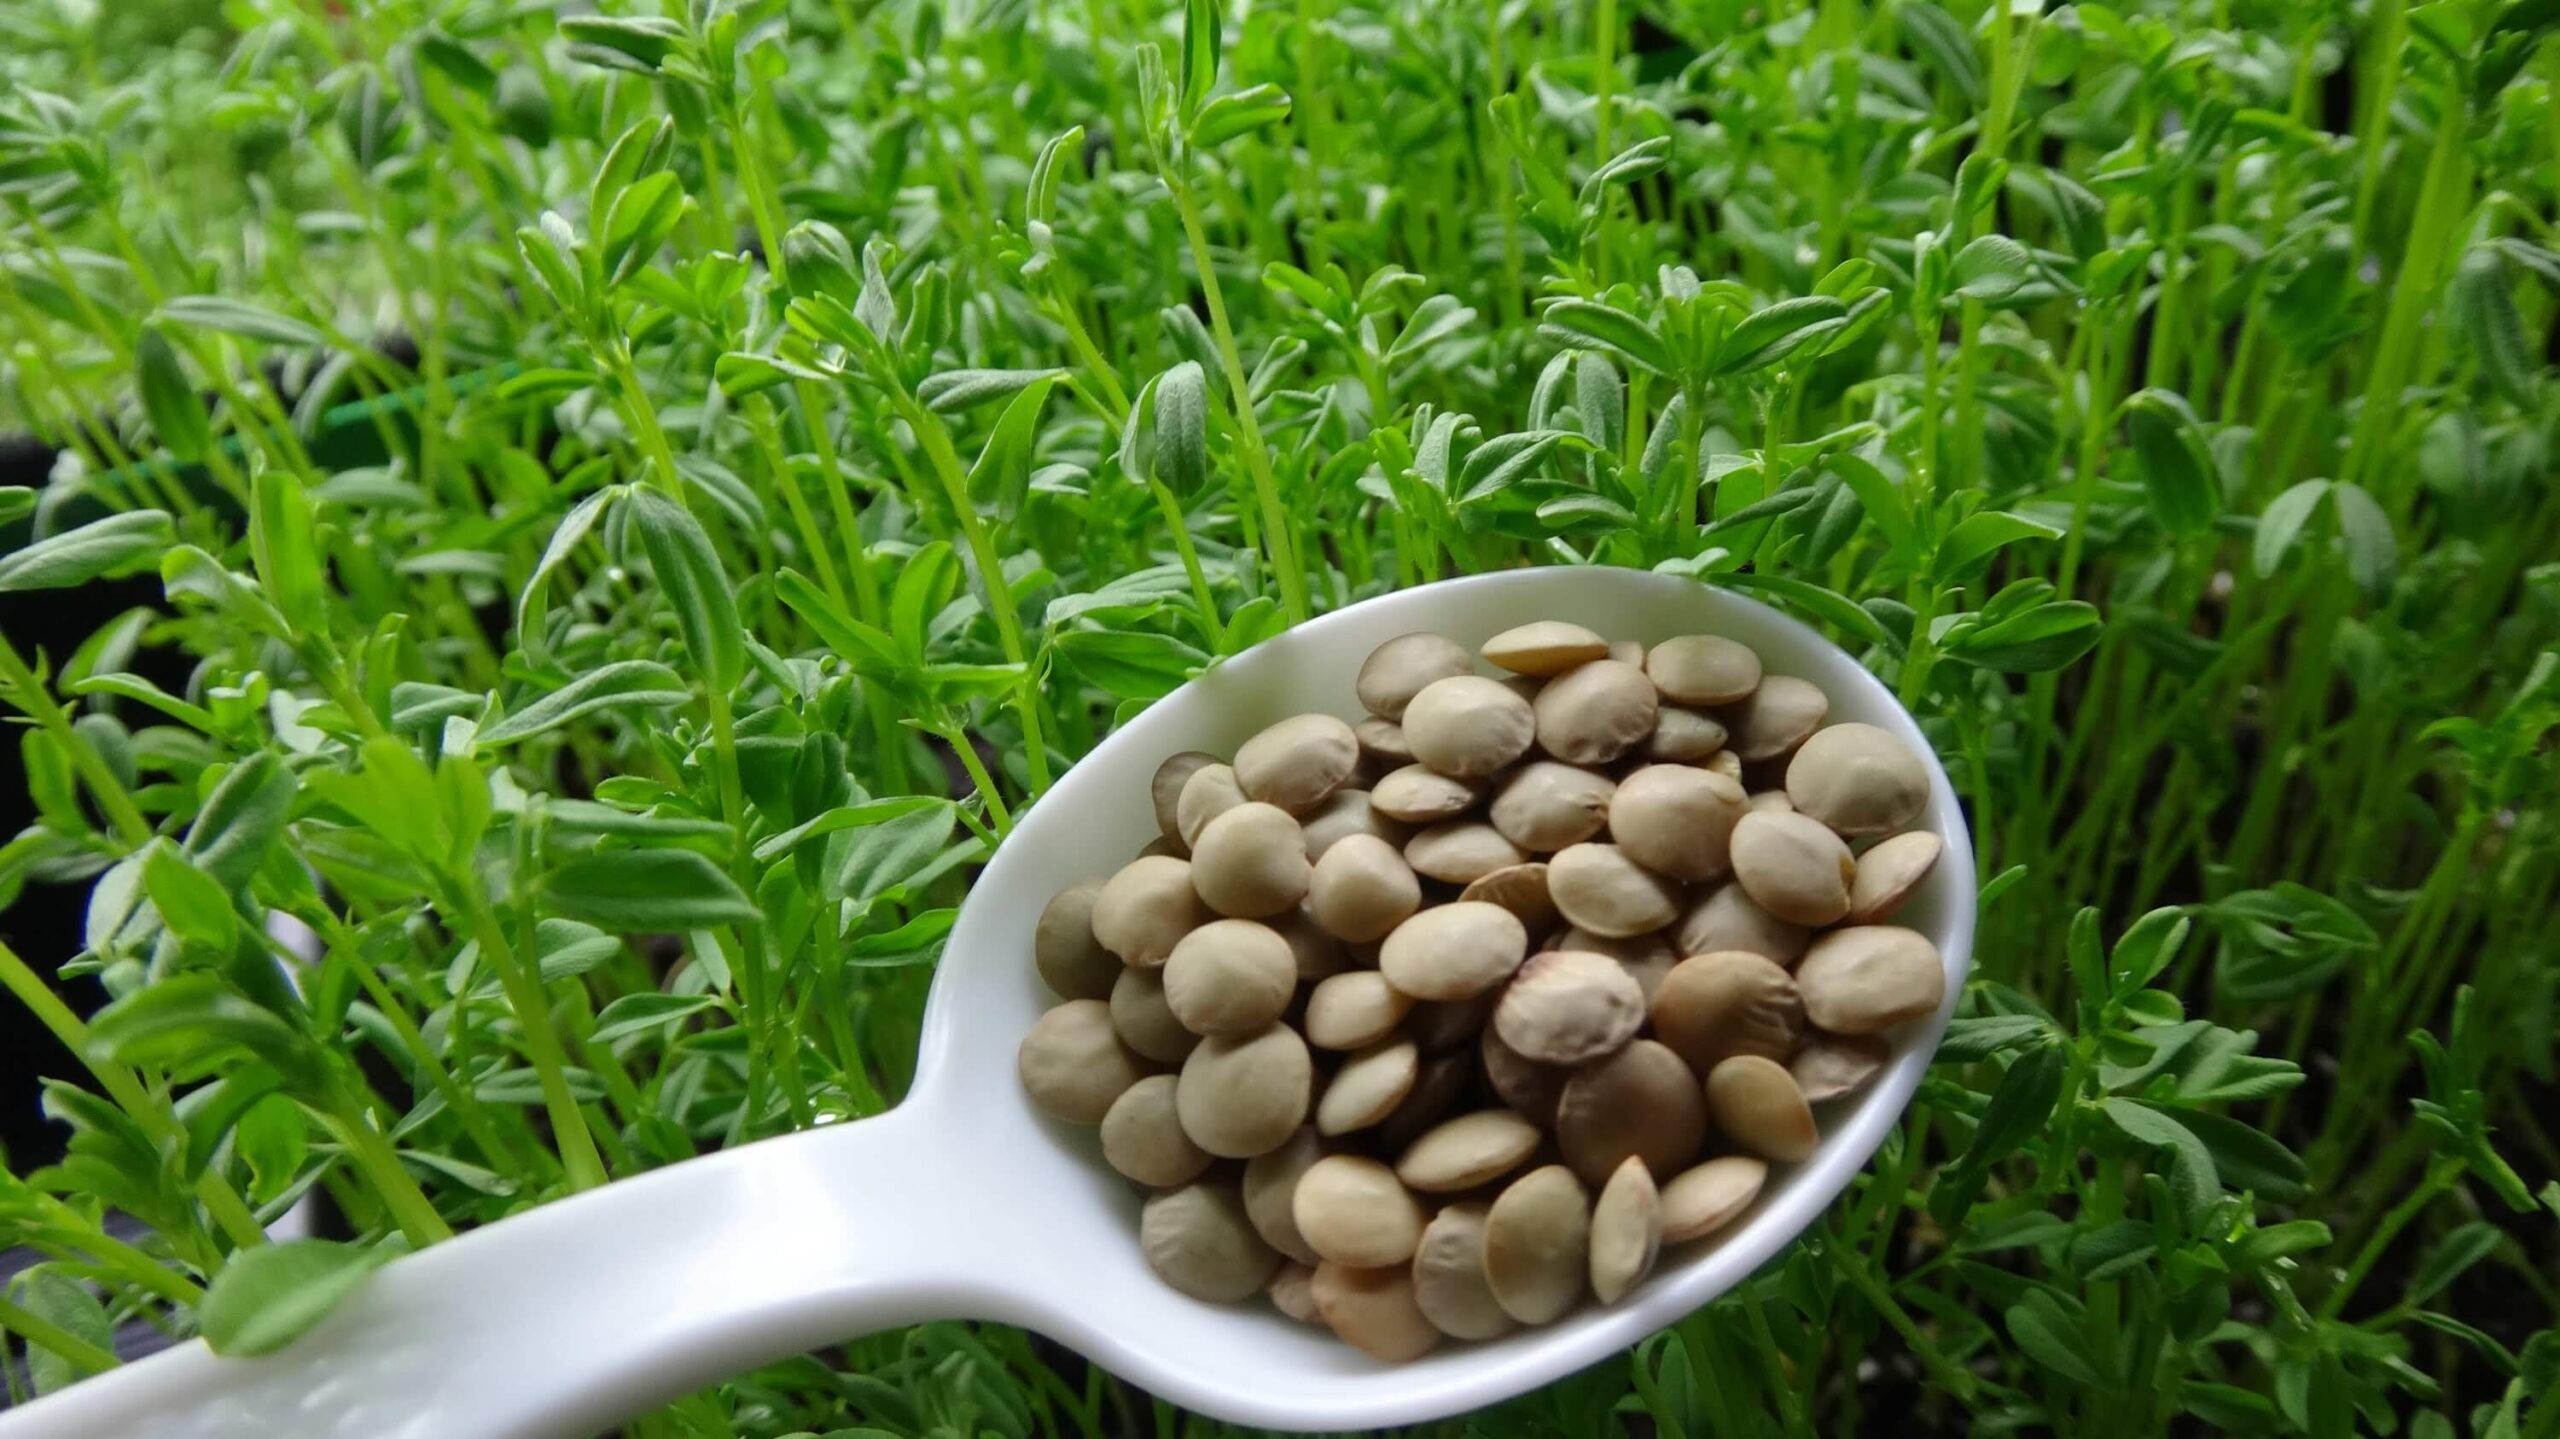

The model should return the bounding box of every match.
[1017,622,1949,1360]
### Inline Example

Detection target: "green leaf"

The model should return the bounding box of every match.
[1948,235,2037,304]
[1539,300,1674,375]
[480,661,692,744]
[541,850,760,932]
[2005,1289,2102,1385]
[2108,908,2191,995]
[1153,362,1211,493]
[1946,600,2102,672]
[86,973,315,1082]
[136,327,211,464]
[0,488,31,527]
[1714,296,1848,374]
[1900,0,1984,102]
[918,367,1063,413]
[157,295,327,348]
[965,375,1062,509]
[2252,479,2333,578]
[588,992,720,1044]
[2329,482,2396,596]
[598,171,688,289]
[1190,83,1292,148]
[2100,1098,2220,1228]
[184,751,296,893]
[142,842,236,952]
[250,469,326,638]
[1715,572,1899,651]
[627,489,744,692]
[890,541,962,659]
[1179,0,1222,120]
[13,1269,114,1394]
[776,569,909,680]
[1055,628,1208,701]
[0,510,178,592]
[2451,247,2539,406]
[1936,509,2062,578]
[559,14,686,73]
[518,487,616,664]
[2121,389,2219,535]
[199,1240,385,1357]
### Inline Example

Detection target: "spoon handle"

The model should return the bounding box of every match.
[0,1104,993,1439]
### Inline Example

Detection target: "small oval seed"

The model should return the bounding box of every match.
[1162,918,1299,1037]
[1547,843,1681,938]
[1724,674,1828,761]
[1459,862,1558,936]
[1034,878,1121,1001]
[1533,659,1659,766]
[1237,713,1361,814]
[1152,752,1219,845]
[1412,1204,1516,1340]
[1309,833,1421,943]
[1293,1155,1428,1267]
[1483,1165,1592,1325]
[1090,855,1211,967]
[1176,1024,1313,1157]
[1790,1032,1891,1102]
[1405,820,1529,885]
[1403,675,1537,778]
[1270,906,1348,982]
[1141,1183,1279,1301]
[1646,635,1762,706]
[1369,763,1482,824]
[1317,1039,1420,1136]
[1608,764,1748,882]
[1102,1075,1213,1187]
[1785,722,1930,836]
[1729,809,1856,926]
[1268,1261,1322,1323]
[1847,830,1942,924]
[1793,926,1946,1034]
[1355,716,1414,773]
[1659,1156,1767,1243]
[1493,950,1645,1065]
[1299,787,1407,861]
[1175,763,1249,848]
[1556,1039,1709,1186]
[1397,1109,1544,1193]
[1607,639,1645,666]
[1649,951,1803,1077]
[1647,705,1729,763]
[1110,965,1199,1063]
[1588,1157,1662,1304]
[1379,901,1530,1001]
[1482,620,1609,675]
[1018,1000,1150,1123]
[1190,803,1313,919]
[1310,1261,1441,1362]
[1358,632,1474,721]
[1241,1127,1325,1263]
[1304,970,1415,1050]
[1489,761,1616,852]
[1481,1026,1569,1127]
[1705,1055,1819,1162]
[1676,881,1811,966]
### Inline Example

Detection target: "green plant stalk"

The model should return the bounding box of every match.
[0,629,153,846]
[316,1095,454,1247]
[447,885,609,1192]
[2347,97,2473,506]
[0,1296,120,1378]
[0,941,264,1256]
[900,395,1059,793]
[1168,183,1313,626]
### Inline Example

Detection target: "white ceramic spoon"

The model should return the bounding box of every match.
[0,568,1974,1439]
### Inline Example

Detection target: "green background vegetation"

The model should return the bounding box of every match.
[0,0,2554,1433]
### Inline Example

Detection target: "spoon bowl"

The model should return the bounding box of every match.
[1,568,1973,1439]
